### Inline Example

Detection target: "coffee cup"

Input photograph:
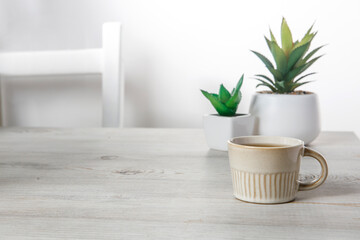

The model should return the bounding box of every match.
[228,136,328,204]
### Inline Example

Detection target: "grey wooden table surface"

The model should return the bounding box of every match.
[0,128,359,239]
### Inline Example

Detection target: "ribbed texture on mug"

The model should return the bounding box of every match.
[230,168,299,203]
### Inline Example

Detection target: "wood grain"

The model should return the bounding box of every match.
[0,128,359,239]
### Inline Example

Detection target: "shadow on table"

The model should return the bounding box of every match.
[205,149,228,157]
[296,177,360,201]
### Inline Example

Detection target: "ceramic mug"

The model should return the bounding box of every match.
[228,136,328,204]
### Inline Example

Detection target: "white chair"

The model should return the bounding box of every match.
[0,22,123,127]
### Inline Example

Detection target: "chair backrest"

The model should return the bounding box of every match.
[0,22,123,128]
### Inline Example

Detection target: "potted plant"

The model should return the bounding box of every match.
[201,74,254,151]
[249,18,324,144]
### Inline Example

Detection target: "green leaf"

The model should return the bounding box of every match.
[218,84,231,103]
[255,74,274,84]
[294,72,316,83]
[301,45,325,64]
[296,32,317,49]
[269,29,278,44]
[285,66,304,82]
[254,79,277,92]
[305,22,315,35]
[298,55,323,74]
[256,83,277,92]
[286,55,322,81]
[225,92,241,111]
[287,42,310,71]
[225,75,244,109]
[281,18,293,56]
[201,90,235,116]
[251,50,274,69]
[251,49,284,80]
[234,74,244,91]
[268,67,283,81]
[274,81,287,93]
[265,37,282,54]
[291,81,312,91]
[269,41,288,75]
[265,36,272,51]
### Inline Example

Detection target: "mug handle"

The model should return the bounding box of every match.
[299,147,328,191]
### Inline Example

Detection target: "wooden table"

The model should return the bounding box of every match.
[0,128,359,239]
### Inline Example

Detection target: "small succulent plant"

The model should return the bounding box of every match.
[201,75,244,116]
[252,18,324,93]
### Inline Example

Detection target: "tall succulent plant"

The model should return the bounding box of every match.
[201,75,244,116]
[252,18,324,93]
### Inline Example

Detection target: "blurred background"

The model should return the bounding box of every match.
[0,0,359,136]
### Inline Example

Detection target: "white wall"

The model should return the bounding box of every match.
[0,0,359,136]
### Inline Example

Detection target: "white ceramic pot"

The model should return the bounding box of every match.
[203,114,255,151]
[249,93,320,145]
